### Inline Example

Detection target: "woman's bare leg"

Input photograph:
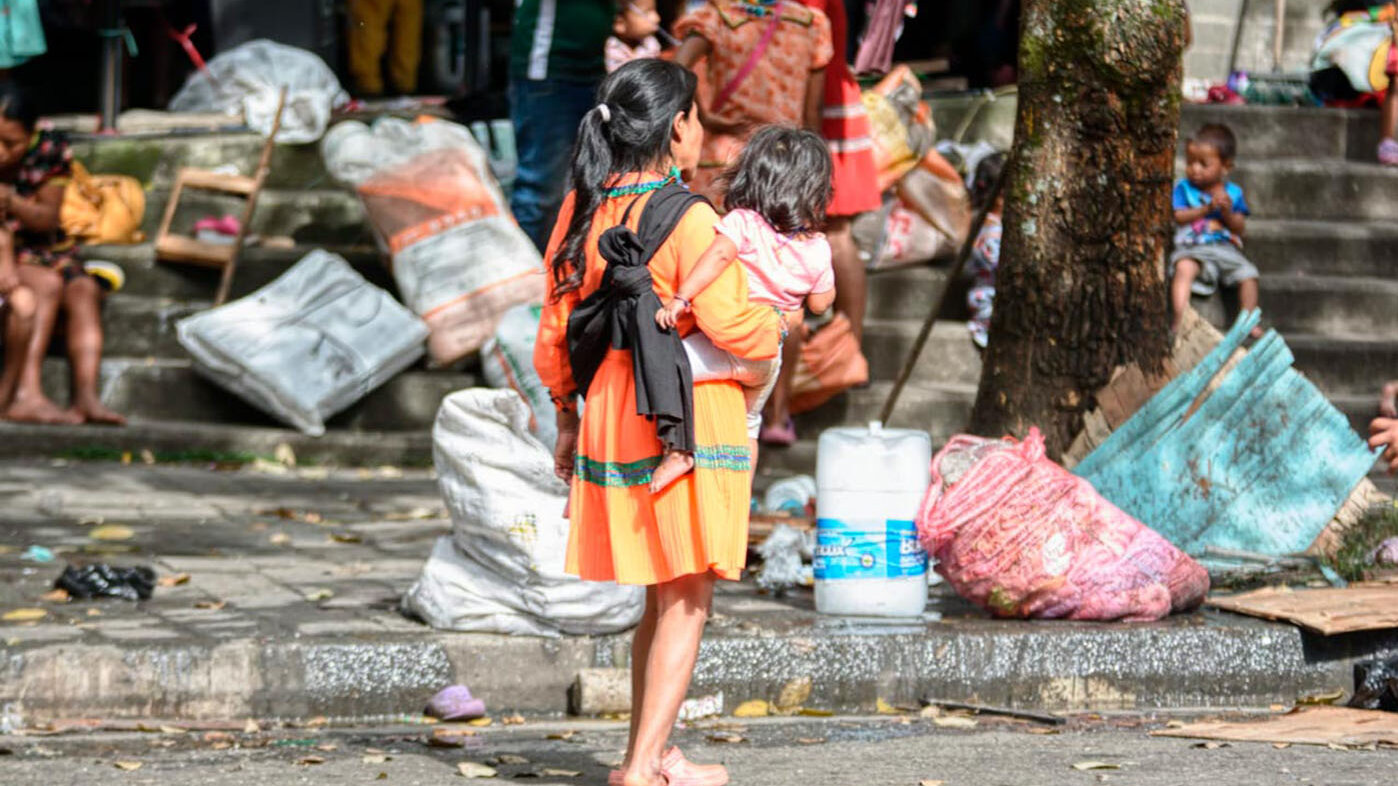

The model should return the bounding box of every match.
[622,588,658,770]
[825,215,866,345]
[7,264,79,424]
[1383,85,1398,141]
[62,275,125,425]
[621,571,715,786]
[0,285,36,410]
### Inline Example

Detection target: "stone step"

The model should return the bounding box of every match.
[861,318,982,386]
[1192,273,1398,340]
[140,187,372,246]
[1287,335,1398,399]
[37,357,473,432]
[79,242,391,301]
[1179,103,1369,162]
[1229,158,1398,221]
[71,132,332,192]
[0,419,433,466]
[1247,219,1398,278]
[863,264,971,322]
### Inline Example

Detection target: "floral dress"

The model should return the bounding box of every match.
[675,0,833,203]
[11,129,81,280]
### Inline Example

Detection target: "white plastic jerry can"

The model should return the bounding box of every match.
[813,422,932,617]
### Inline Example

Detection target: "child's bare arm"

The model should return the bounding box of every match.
[656,234,739,329]
[1173,205,1211,225]
[2,183,62,233]
[1218,206,1246,237]
[806,288,835,315]
[803,69,825,132]
[672,34,709,68]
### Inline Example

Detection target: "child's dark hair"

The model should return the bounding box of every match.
[722,126,831,235]
[969,151,1007,212]
[552,59,697,298]
[0,82,37,132]
[1190,123,1237,162]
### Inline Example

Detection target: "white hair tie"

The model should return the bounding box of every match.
[596,103,611,123]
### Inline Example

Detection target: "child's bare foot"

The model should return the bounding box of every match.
[1380,381,1398,418]
[649,450,694,494]
[5,393,82,425]
[71,396,127,426]
[1249,325,1265,340]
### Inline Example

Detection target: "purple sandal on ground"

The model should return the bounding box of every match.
[424,685,486,721]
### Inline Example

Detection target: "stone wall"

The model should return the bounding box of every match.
[1184,0,1330,82]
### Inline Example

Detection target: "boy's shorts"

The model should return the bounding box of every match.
[1169,242,1258,297]
[683,332,782,440]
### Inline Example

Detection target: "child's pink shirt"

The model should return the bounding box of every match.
[716,209,833,312]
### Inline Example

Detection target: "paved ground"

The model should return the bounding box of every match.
[0,714,1393,786]
[2,460,1395,724]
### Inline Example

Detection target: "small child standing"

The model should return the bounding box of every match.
[605,1,663,74]
[965,151,1006,350]
[652,126,835,492]
[1169,123,1260,336]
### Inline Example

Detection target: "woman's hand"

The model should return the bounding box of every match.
[554,409,581,483]
[1369,416,1398,473]
[0,263,17,295]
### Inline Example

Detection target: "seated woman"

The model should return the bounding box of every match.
[0,84,124,425]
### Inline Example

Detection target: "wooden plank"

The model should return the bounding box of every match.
[1151,707,1398,747]
[155,235,236,268]
[1207,585,1398,635]
[176,168,258,195]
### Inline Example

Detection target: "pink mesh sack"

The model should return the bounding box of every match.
[915,429,1209,622]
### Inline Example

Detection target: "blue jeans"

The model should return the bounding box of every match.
[509,78,600,252]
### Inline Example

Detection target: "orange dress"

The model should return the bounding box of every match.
[534,179,781,586]
[675,1,833,203]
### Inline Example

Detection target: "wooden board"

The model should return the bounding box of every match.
[1152,707,1398,747]
[1208,585,1398,635]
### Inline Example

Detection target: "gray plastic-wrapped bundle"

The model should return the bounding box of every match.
[403,389,643,637]
[176,250,428,435]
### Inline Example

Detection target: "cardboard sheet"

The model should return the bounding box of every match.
[1152,707,1398,747]
[1207,585,1398,635]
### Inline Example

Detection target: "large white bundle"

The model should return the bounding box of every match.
[403,390,643,636]
[176,250,428,435]
[168,39,349,143]
[321,117,544,366]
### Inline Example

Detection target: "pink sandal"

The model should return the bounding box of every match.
[608,747,728,786]
[759,417,797,447]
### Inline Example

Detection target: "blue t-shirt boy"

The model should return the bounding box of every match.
[1172,179,1249,248]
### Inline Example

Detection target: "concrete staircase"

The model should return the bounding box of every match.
[0,102,1392,476]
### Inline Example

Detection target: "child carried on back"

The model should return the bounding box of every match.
[1169,123,1261,337]
[650,126,835,492]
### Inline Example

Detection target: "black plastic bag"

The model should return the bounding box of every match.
[55,564,156,601]
[1350,657,1398,712]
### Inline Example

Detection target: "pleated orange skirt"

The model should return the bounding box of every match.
[565,349,753,586]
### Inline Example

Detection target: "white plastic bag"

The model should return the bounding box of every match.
[176,250,428,435]
[321,117,545,365]
[481,304,558,451]
[168,39,349,144]
[402,389,644,636]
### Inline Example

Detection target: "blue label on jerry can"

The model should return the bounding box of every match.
[813,518,928,580]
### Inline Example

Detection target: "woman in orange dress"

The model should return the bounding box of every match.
[672,0,833,203]
[533,59,779,786]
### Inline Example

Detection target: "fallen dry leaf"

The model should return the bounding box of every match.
[920,781,946,786]
[466,717,493,727]
[546,731,577,741]
[1027,727,1061,735]
[39,588,70,603]
[457,760,498,778]
[876,698,901,715]
[919,705,942,718]
[3,608,46,622]
[269,533,292,546]
[1273,743,1291,749]
[243,719,261,734]
[1165,720,1187,729]
[706,734,747,744]
[159,726,187,735]
[1193,741,1230,750]
[501,714,525,726]
[304,589,334,602]
[431,728,478,746]
[495,754,530,765]
[86,608,101,617]
[158,573,191,588]
[297,755,326,765]
[140,449,156,465]
[363,753,390,764]
[775,676,813,710]
[540,768,581,778]
[203,732,234,742]
[932,716,978,729]
[798,708,834,717]
[733,700,770,718]
[1071,761,1121,771]
[211,742,232,751]
[1327,743,1351,751]
[114,760,142,771]
[329,532,363,544]
[89,525,135,541]
[796,737,825,745]
[1297,688,1345,706]
[316,743,339,752]
[194,600,227,611]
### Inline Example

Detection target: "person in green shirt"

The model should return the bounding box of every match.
[509,0,618,251]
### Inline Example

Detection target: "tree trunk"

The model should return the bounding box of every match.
[967,0,1187,459]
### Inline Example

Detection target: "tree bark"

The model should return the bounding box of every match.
[968,0,1187,459]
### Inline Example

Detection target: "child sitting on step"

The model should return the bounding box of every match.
[651,125,835,492]
[1169,123,1262,338]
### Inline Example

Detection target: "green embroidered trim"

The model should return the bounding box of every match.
[576,454,660,487]
[694,444,751,472]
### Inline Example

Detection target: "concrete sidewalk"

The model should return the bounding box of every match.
[1,461,1394,729]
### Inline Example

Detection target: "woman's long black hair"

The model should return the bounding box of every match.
[551,59,698,298]
[722,126,832,235]
[0,82,38,132]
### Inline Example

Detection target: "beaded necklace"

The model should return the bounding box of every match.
[736,0,781,17]
[603,166,683,199]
